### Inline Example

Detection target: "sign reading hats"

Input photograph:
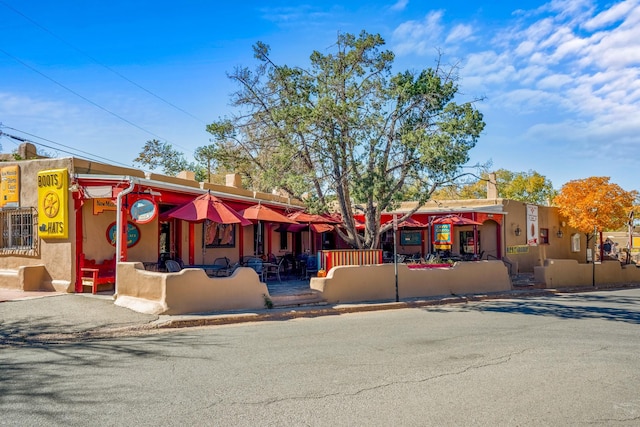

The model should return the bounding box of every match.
[37,168,68,239]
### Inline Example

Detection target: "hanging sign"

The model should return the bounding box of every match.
[37,168,68,239]
[526,204,538,246]
[433,223,451,245]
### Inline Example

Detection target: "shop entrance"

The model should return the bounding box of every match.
[159,220,181,267]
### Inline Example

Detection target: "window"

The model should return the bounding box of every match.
[0,207,38,252]
[279,230,288,250]
[400,230,421,245]
[539,228,549,244]
[203,222,236,248]
[571,233,581,252]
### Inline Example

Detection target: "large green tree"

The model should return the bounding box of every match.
[206,31,485,249]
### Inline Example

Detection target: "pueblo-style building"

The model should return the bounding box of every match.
[0,143,599,297]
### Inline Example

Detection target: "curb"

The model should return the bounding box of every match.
[145,283,640,330]
[149,289,559,329]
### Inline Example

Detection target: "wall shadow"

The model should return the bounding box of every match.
[0,317,223,424]
[446,293,640,324]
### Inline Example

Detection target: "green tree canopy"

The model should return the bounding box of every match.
[432,169,557,204]
[134,139,190,176]
[206,31,485,248]
[134,139,217,182]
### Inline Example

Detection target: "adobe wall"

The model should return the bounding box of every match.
[311,261,511,304]
[534,259,640,288]
[0,158,76,292]
[115,262,269,315]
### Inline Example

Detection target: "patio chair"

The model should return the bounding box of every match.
[305,255,319,278]
[264,257,285,282]
[165,260,182,272]
[282,253,295,278]
[246,257,264,281]
[212,257,231,276]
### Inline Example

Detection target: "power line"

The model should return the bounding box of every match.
[1,47,180,144]
[0,125,135,168]
[0,0,207,126]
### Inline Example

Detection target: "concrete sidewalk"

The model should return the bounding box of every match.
[0,292,158,338]
[0,287,554,339]
[2,284,638,340]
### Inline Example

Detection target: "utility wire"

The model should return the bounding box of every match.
[0,125,135,168]
[0,0,207,125]
[0,47,177,145]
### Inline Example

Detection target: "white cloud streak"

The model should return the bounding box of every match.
[392,0,640,188]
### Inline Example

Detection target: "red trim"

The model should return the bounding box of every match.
[74,198,84,293]
[238,224,244,259]
[188,223,195,265]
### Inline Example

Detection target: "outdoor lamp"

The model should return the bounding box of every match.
[514,226,522,236]
[557,229,564,238]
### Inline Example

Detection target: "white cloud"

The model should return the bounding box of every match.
[391,1,640,176]
[536,73,573,89]
[392,10,445,55]
[390,0,409,12]
[450,1,640,188]
[583,0,638,30]
[0,93,72,120]
[445,24,474,44]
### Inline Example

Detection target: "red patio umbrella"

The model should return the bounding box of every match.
[432,215,482,226]
[168,191,252,226]
[240,204,298,224]
[286,211,341,248]
[382,216,430,229]
[240,204,298,255]
[167,191,252,263]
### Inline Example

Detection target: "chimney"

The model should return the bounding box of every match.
[177,170,196,180]
[487,172,498,199]
[226,173,243,188]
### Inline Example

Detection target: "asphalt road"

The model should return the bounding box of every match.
[2,289,640,426]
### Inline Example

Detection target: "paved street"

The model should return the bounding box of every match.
[2,288,640,426]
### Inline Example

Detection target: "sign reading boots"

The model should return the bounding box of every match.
[37,168,68,239]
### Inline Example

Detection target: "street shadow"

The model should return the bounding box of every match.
[0,317,225,423]
[454,293,640,324]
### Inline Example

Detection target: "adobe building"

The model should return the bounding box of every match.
[0,144,593,294]
[0,148,306,293]
[374,178,586,275]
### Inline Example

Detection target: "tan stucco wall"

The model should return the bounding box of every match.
[502,200,585,273]
[0,158,76,291]
[81,200,160,264]
[115,262,270,315]
[534,259,640,288]
[0,265,55,291]
[311,261,511,304]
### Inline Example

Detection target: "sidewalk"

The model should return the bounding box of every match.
[0,286,559,340]
[3,283,639,340]
[0,291,158,338]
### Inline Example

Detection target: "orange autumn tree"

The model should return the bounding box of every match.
[554,177,638,260]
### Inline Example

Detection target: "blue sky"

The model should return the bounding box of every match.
[1,0,639,192]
